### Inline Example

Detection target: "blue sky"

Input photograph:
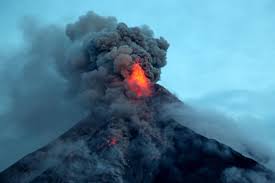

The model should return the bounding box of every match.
[0,0,275,170]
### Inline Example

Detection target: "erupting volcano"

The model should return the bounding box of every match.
[127,62,152,97]
[0,11,274,183]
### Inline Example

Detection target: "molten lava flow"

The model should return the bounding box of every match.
[127,63,152,97]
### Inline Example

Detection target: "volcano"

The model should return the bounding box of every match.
[0,85,274,183]
[0,11,274,183]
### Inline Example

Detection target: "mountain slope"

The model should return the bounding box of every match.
[0,85,274,183]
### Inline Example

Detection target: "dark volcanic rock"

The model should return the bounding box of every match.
[0,85,274,183]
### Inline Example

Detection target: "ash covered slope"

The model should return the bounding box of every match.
[0,85,274,183]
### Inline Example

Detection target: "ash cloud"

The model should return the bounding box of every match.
[60,11,169,120]
[0,18,85,171]
[0,11,169,171]
[63,11,169,99]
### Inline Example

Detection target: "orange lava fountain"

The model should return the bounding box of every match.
[127,62,152,97]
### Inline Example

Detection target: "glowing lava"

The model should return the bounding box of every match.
[127,63,152,97]
[109,137,118,145]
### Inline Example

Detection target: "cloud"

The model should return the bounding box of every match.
[0,18,85,171]
[223,167,274,183]
[161,101,275,171]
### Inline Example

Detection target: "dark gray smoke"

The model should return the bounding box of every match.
[62,11,169,105]
[0,11,169,171]
[0,17,86,171]
[57,11,170,122]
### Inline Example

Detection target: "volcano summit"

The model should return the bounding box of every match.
[0,12,274,183]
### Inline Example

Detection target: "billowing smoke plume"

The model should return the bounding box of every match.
[62,11,169,108]
[0,11,169,170]
[0,18,85,171]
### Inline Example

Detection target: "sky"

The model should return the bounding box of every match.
[0,0,275,171]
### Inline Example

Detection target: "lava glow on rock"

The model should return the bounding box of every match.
[127,62,152,97]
